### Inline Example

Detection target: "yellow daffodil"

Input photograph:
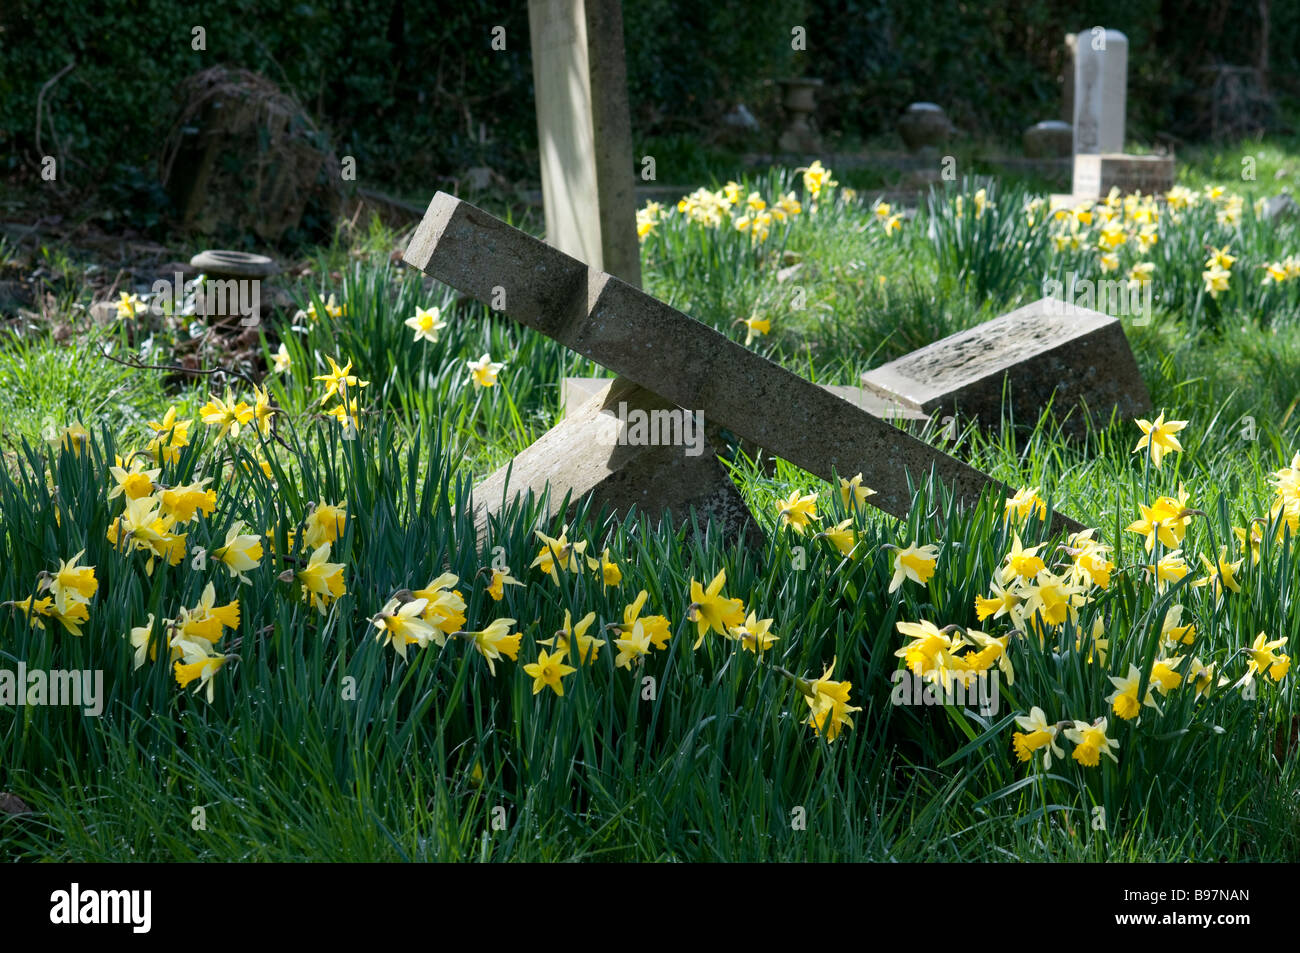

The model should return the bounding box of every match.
[1004,486,1047,522]
[412,573,467,641]
[801,160,836,198]
[524,648,576,697]
[145,407,191,465]
[116,292,148,320]
[467,353,505,388]
[741,315,770,345]
[772,191,802,220]
[303,501,347,550]
[126,614,155,670]
[802,657,861,743]
[1000,533,1045,583]
[816,518,858,558]
[1159,604,1196,648]
[538,609,602,664]
[272,342,293,374]
[252,385,275,436]
[686,569,745,648]
[1202,267,1231,297]
[1012,706,1064,769]
[314,356,370,405]
[776,490,818,535]
[1149,657,1183,694]
[1146,549,1191,592]
[211,520,263,583]
[586,548,622,588]
[294,543,346,614]
[974,579,1019,622]
[1205,244,1236,270]
[726,612,778,653]
[468,618,522,675]
[200,389,255,439]
[1245,633,1290,683]
[372,596,436,660]
[530,525,586,584]
[1106,663,1161,722]
[614,620,653,669]
[158,477,217,524]
[47,586,90,636]
[839,472,876,511]
[1018,569,1083,630]
[404,305,447,344]
[967,629,1013,681]
[173,648,232,704]
[889,540,940,593]
[486,567,523,601]
[7,594,54,629]
[1064,717,1120,767]
[894,619,961,683]
[45,550,98,604]
[621,590,672,650]
[108,458,160,501]
[1133,411,1188,469]
[1193,547,1243,597]
[1232,522,1265,565]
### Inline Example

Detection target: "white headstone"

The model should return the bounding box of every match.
[1072,28,1128,155]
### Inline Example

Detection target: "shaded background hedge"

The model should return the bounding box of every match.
[2,0,1296,202]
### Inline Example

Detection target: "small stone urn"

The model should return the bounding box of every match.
[1023,119,1073,158]
[189,249,279,327]
[777,77,824,153]
[897,102,953,153]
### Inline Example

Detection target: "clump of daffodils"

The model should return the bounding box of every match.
[5,551,99,636]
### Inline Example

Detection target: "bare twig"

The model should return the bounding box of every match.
[97,344,296,454]
[98,343,260,391]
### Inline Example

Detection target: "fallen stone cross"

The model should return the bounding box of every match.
[402,192,1084,538]
[560,376,929,424]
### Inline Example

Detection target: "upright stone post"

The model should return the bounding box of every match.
[527,0,641,286]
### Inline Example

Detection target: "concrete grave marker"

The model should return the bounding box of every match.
[528,0,640,284]
[525,0,760,539]
[860,297,1152,438]
[403,193,1085,536]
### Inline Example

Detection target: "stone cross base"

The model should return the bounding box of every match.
[1071,153,1175,199]
[473,377,764,548]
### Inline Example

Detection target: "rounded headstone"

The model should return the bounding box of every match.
[189,249,279,280]
[1023,120,1073,158]
[898,102,953,153]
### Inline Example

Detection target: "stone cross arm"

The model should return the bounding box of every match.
[403,192,1083,535]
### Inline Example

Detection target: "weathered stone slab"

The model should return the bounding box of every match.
[860,297,1152,438]
[527,0,640,284]
[1072,29,1128,155]
[404,192,1084,534]
[1072,153,1175,199]
[475,377,763,547]
[561,376,930,423]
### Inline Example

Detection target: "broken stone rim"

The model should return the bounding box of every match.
[189,249,280,280]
